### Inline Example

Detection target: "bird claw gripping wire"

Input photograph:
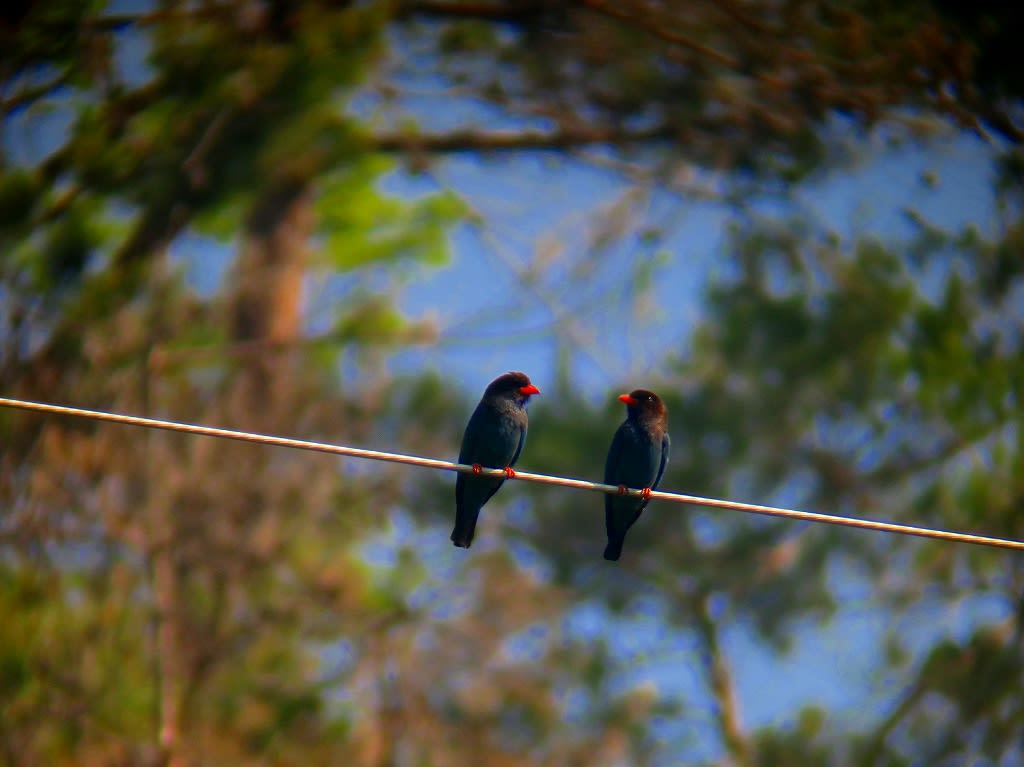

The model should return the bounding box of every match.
[616,485,652,500]
[472,463,483,475]
[503,467,516,479]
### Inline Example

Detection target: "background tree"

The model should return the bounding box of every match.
[1,1,1022,766]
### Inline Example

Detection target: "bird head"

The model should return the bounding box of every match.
[618,389,667,423]
[485,371,540,405]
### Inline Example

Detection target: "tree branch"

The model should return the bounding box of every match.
[397,0,546,22]
[860,680,927,766]
[150,494,190,767]
[693,591,753,767]
[1,68,73,113]
[579,0,737,69]
[860,417,1012,489]
[968,98,1023,144]
[115,122,677,268]
[91,1,542,30]
[578,0,788,89]
[368,123,678,153]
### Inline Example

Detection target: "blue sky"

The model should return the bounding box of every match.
[383,127,999,402]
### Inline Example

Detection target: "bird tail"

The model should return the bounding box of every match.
[451,516,476,549]
[603,539,623,561]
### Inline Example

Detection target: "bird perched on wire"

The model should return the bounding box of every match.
[603,389,670,561]
[451,371,540,548]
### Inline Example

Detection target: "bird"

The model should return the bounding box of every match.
[603,389,670,561]
[451,371,540,548]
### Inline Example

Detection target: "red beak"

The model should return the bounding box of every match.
[519,384,540,396]
[618,393,638,406]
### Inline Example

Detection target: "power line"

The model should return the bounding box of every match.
[2,395,1023,552]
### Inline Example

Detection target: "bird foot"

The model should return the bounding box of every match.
[503,467,516,479]
[641,487,652,501]
[617,484,628,496]
[471,463,483,475]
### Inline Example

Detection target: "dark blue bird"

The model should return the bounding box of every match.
[603,389,670,561]
[451,371,540,548]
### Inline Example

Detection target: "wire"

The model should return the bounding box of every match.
[2,395,1023,552]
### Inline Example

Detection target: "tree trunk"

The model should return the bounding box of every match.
[229,180,312,426]
[149,183,313,767]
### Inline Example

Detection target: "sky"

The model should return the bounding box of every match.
[2,5,1016,761]
[385,127,1000,403]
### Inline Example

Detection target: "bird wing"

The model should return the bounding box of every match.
[509,419,527,468]
[603,424,628,484]
[456,405,516,514]
[604,425,628,540]
[653,431,671,491]
[628,429,669,519]
[457,406,484,465]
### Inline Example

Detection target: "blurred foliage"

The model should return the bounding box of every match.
[1,1,1023,766]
